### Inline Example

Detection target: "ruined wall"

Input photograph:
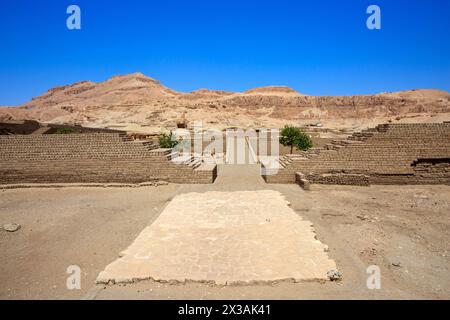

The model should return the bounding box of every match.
[306,173,370,186]
[0,133,216,184]
[410,158,450,185]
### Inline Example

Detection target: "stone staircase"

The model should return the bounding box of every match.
[150,148,203,169]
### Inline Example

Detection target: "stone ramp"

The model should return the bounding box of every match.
[96,190,336,285]
[214,164,266,186]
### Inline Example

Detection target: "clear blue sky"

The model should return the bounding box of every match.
[0,0,449,105]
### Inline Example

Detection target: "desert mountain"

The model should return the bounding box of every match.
[378,89,450,100]
[244,86,305,97]
[0,72,449,133]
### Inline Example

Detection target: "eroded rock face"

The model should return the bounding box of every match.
[1,73,448,132]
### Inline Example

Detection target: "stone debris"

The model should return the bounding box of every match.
[326,269,342,281]
[3,223,21,232]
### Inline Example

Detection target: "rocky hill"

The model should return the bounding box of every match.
[1,72,449,133]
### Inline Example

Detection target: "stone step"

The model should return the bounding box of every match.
[188,158,202,169]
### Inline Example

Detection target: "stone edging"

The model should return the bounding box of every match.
[0,181,169,190]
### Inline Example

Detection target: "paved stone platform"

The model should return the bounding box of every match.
[96,190,336,285]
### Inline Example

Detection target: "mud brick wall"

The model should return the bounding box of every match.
[0,133,216,184]
[306,173,370,186]
[411,158,450,185]
[295,172,310,190]
[264,123,450,185]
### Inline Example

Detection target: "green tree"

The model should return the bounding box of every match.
[279,125,313,153]
[158,131,179,148]
[56,127,75,134]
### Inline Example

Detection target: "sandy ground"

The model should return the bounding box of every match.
[0,165,449,300]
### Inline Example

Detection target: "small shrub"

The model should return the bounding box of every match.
[158,131,179,148]
[56,128,75,134]
[279,125,313,153]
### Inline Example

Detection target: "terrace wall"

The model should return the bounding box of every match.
[0,133,216,184]
[263,123,450,186]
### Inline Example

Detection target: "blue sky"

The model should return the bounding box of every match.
[0,0,449,105]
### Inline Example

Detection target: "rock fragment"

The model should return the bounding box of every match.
[3,223,21,232]
[327,269,342,281]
